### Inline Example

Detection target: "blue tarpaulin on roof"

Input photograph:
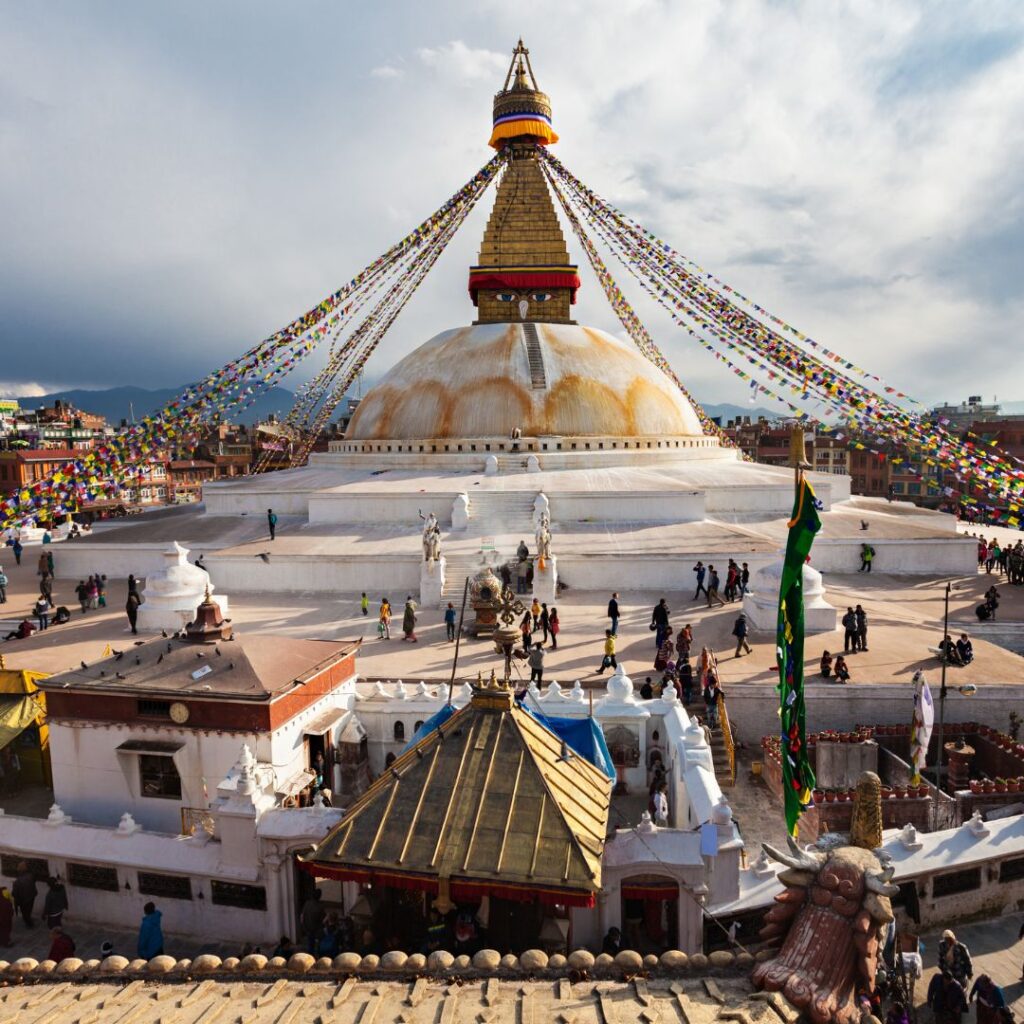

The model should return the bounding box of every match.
[403,698,616,784]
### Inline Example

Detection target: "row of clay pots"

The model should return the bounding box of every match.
[969,778,1024,794]
[0,947,769,980]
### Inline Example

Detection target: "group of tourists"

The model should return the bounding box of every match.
[375,596,419,642]
[925,929,1010,1024]
[74,574,108,613]
[975,535,1024,584]
[692,560,749,606]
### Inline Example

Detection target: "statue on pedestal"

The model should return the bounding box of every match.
[420,512,441,563]
[536,512,552,561]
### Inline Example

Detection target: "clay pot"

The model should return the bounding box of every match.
[837,791,849,803]
[848,788,857,801]
[969,780,981,794]
[813,789,824,804]
[983,780,996,794]
[894,786,907,799]
[824,791,837,803]
[881,787,893,799]
[995,781,1008,793]
[1008,779,1020,793]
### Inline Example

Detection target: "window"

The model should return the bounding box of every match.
[137,700,172,719]
[393,722,405,742]
[138,872,192,900]
[211,881,266,910]
[1,855,48,880]
[1000,856,1024,884]
[139,754,182,799]
[68,863,119,892]
[932,867,981,898]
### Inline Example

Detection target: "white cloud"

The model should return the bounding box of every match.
[370,64,403,80]
[417,40,507,84]
[0,382,47,399]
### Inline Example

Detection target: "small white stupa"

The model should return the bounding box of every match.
[138,541,230,633]
[742,559,837,634]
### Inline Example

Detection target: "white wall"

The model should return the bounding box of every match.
[204,553,420,594]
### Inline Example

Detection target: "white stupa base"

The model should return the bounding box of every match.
[743,559,838,634]
[138,594,232,635]
[532,555,557,604]
[419,556,446,609]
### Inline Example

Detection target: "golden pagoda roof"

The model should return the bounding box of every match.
[304,680,612,906]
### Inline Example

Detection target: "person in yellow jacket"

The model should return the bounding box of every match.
[597,629,617,674]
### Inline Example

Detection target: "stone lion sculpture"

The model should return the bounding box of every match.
[752,836,898,1024]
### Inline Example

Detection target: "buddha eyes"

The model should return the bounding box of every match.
[531,293,553,302]
[497,293,517,302]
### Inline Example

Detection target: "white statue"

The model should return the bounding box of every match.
[536,512,552,560]
[420,512,441,563]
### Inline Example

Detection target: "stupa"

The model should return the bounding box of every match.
[57,42,975,598]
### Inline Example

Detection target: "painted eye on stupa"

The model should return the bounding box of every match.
[496,293,517,303]
[530,293,553,302]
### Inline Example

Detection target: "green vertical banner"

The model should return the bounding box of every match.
[777,477,822,836]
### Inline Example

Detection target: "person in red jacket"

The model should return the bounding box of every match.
[48,926,76,962]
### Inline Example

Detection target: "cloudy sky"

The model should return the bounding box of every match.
[2,0,1022,409]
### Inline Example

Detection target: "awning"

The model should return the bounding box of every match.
[0,696,43,750]
[116,740,184,756]
[303,708,347,737]
[278,768,316,798]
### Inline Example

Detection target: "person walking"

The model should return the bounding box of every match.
[12,863,37,927]
[97,574,107,607]
[732,612,752,657]
[126,591,141,635]
[378,598,392,639]
[12,538,22,566]
[43,876,68,929]
[520,611,533,652]
[607,592,620,636]
[402,596,418,642]
[37,552,50,580]
[678,656,694,704]
[34,594,52,631]
[539,603,550,643]
[655,628,674,672]
[444,602,457,642]
[855,605,868,652]
[360,592,369,616]
[937,929,973,989]
[75,580,89,614]
[87,575,99,609]
[128,573,139,596]
[40,573,53,602]
[706,566,726,607]
[0,886,12,947]
[970,975,1007,1024]
[928,969,968,1024]
[46,549,54,577]
[653,785,669,826]
[739,562,750,597]
[692,561,708,601]
[267,508,277,541]
[528,642,545,685]
[0,565,7,604]
[530,598,541,631]
[137,902,165,959]
[597,630,617,674]
[548,607,560,649]
[704,674,721,729]
[858,542,875,572]
[650,598,670,648]
[842,607,857,653]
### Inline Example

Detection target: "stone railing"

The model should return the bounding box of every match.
[0,946,762,982]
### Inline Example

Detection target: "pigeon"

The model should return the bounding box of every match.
[157,653,164,664]
[256,552,271,564]
[116,672,126,680]
[215,646,221,657]
[166,642,172,652]
[161,630,168,638]
[228,662,234,670]
[114,650,124,661]
[99,671,106,677]
[80,661,88,669]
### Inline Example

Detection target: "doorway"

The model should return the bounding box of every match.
[621,875,679,953]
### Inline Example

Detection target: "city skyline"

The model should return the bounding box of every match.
[1,1,1022,406]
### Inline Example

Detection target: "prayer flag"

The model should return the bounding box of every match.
[776,477,822,836]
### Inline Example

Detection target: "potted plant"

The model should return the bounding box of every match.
[881,785,893,799]
[1008,778,1020,794]
[969,779,982,795]
[995,778,1008,793]
[894,785,908,799]
[915,783,929,798]
[824,790,837,803]
[813,788,824,804]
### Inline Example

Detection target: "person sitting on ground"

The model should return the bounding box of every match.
[834,655,851,683]
[956,633,974,665]
[820,650,833,679]
[48,926,76,962]
[602,926,622,955]
[3,619,36,641]
[940,634,964,666]
[640,676,654,700]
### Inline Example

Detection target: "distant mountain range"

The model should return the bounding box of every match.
[700,402,782,423]
[14,385,296,425]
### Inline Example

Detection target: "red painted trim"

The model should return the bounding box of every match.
[468,271,581,306]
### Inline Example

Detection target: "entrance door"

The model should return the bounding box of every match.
[621,875,679,953]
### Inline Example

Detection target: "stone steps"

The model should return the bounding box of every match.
[522,322,547,390]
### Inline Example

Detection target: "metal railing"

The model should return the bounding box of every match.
[717,692,736,787]
[180,806,215,837]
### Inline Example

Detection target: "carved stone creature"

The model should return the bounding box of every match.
[752,836,898,1024]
